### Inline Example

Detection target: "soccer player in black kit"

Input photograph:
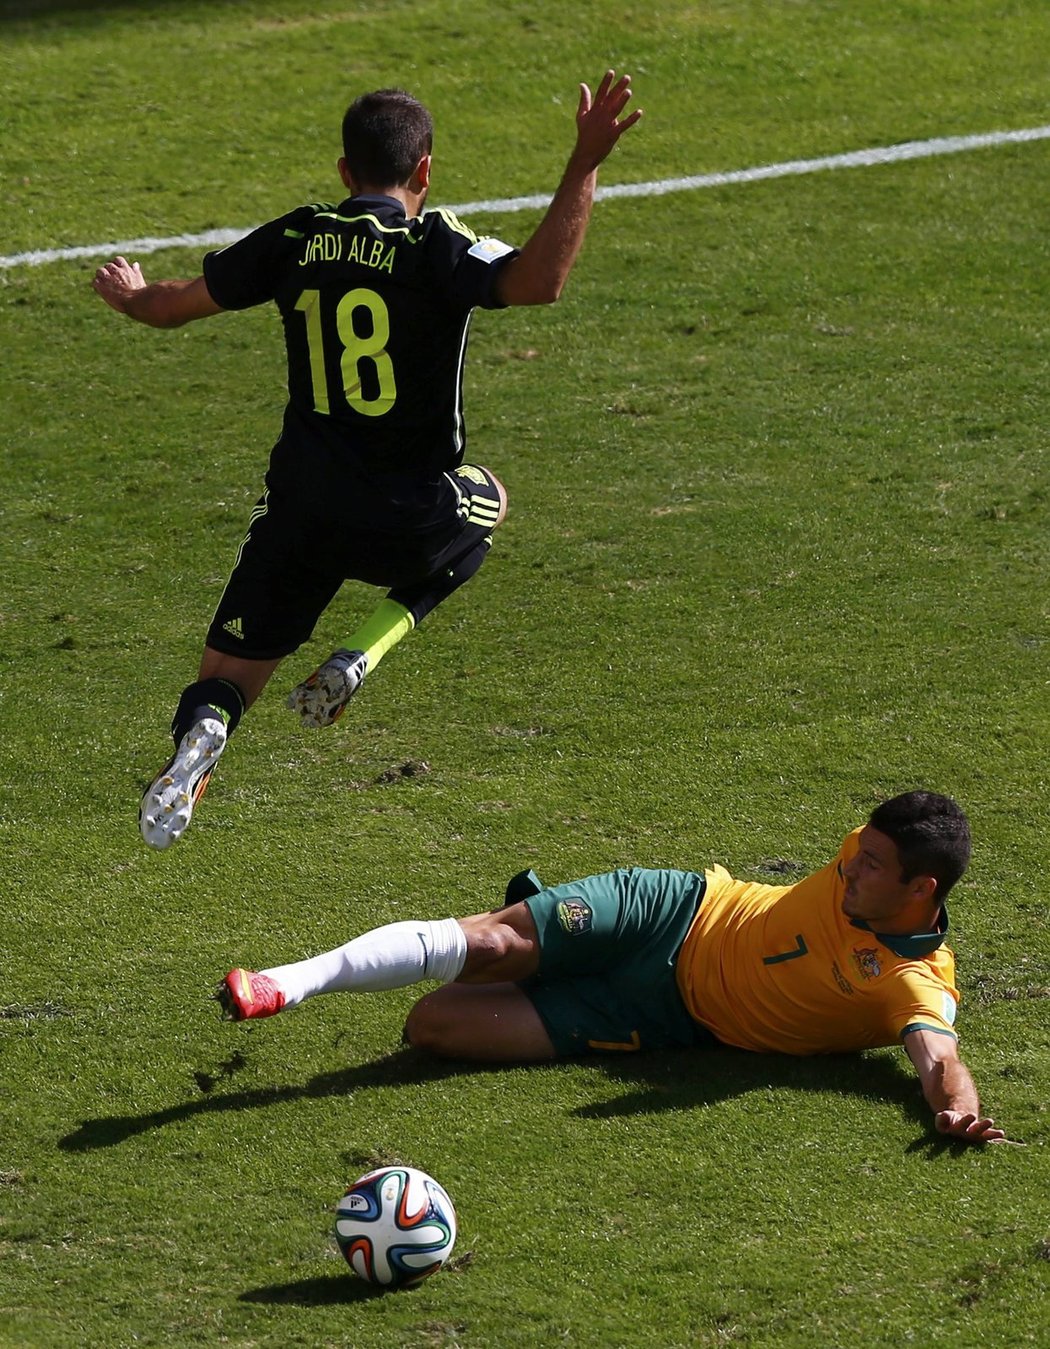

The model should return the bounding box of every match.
[93,72,641,849]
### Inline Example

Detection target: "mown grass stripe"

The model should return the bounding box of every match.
[4,123,1049,270]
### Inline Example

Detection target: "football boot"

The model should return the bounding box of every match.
[139,716,226,849]
[287,648,368,728]
[216,968,286,1021]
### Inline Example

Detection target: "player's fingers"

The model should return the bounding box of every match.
[613,108,643,137]
[600,79,633,117]
[594,69,616,99]
[606,92,635,123]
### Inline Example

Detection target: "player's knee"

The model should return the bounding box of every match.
[459,911,536,978]
[478,465,508,526]
[403,991,458,1057]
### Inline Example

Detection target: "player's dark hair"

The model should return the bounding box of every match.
[341,89,433,188]
[868,791,971,899]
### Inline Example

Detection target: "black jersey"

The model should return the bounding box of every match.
[202,195,517,510]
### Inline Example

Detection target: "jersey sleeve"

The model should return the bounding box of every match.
[422,207,519,311]
[203,206,321,310]
[888,962,960,1042]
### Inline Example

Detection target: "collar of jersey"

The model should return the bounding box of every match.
[849,905,949,958]
[339,193,405,215]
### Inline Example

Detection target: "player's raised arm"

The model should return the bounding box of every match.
[904,1027,1009,1143]
[495,70,642,307]
[93,257,223,328]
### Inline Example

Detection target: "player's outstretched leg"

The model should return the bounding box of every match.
[140,717,227,850]
[286,648,369,728]
[216,918,471,1025]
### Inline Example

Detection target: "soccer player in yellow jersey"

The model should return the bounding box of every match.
[217,790,1006,1144]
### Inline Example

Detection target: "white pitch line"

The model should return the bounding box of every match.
[4,123,1050,271]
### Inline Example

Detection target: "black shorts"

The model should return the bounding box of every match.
[206,463,503,660]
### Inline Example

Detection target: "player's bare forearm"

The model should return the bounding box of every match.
[496,71,641,307]
[925,1057,984,1129]
[496,164,596,306]
[906,1030,1008,1144]
[121,280,200,327]
[93,259,222,327]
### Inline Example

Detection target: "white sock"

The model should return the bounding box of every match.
[262,918,467,1009]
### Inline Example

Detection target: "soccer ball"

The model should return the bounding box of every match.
[334,1166,457,1288]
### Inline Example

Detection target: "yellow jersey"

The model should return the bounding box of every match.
[675,830,959,1055]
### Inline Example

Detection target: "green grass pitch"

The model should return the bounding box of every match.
[1,1,1048,1345]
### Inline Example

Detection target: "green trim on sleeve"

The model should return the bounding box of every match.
[900,1023,958,1041]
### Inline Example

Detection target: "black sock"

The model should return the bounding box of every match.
[388,537,492,626]
[171,677,247,747]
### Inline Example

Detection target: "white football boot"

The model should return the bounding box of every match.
[139,716,227,849]
[287,649,368,728]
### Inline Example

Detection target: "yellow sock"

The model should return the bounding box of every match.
[342,598,415,671]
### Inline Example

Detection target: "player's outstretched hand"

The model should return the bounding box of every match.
[934,1110,1013,1144]
[93,256,146,313]
[572,70,642,172]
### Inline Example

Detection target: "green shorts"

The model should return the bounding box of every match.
[519,868,717,1056]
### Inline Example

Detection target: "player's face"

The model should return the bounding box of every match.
[841,826,928,927]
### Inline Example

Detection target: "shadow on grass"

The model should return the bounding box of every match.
[58,1047,468,1152]
[239,1273,387,1307]
[577,1044,931,1129]
[57,1041,933,1153]
[588,1049,1024,1153]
